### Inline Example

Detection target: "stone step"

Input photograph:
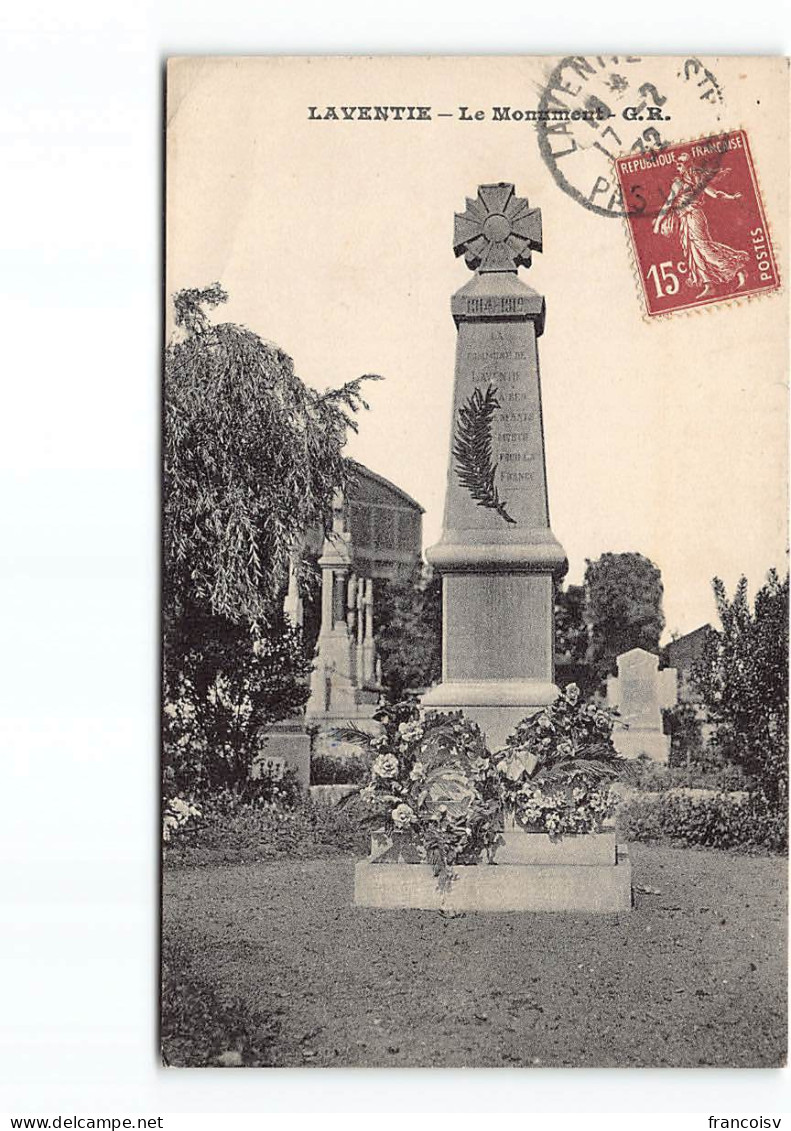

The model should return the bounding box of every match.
[497,830,616,866]
[354,846,633,913]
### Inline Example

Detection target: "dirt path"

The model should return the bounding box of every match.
[162,844,786,1067]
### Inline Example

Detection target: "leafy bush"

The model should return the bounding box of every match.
[162,933,277,1066]
[583,552,665,676]
[693,570,788,810]
[162,797,202,843]
[310,750,369,785]
[663,702,704,767]
[163,790,368,869]
[624,756,748,794]
[620,791,787,854]
[241,762,304,809]
[163,621,313,799]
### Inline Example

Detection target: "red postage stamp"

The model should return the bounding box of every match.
[615,129,780,317]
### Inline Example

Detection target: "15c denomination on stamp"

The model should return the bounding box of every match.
[615,130,780,317]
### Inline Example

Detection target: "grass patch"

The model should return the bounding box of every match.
[164,792,369,870]
[161,933,279,1067]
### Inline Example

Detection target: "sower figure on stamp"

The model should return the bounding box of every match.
[653,153,749,298]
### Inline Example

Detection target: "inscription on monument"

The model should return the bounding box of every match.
[459,324,542,511]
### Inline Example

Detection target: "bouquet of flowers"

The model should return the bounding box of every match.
[337,699,504,885]
[497,684,625,837]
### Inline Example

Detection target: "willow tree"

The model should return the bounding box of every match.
[163,284,377,790]
[165,283,376,631]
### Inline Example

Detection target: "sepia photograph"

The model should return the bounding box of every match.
[6,0,791,1118]
[161,55,788,1070]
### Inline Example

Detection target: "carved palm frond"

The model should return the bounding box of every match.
[330,723,377,749]
[452,383,515,524]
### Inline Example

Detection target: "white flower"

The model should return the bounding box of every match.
[372,753,399,779]
[537,714,553,731]
[391,803,416,828]
[564,683,581,705]
[497,749,538,782]
[359,785,377,804]
[409,761,426,781]
[398,721,424,742]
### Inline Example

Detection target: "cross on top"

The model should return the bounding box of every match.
[453,183,542,273]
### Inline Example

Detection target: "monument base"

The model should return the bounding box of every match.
[354,845,632,913]
[497,829,616,866]
[613,729,670,764]
[420,679,559,749]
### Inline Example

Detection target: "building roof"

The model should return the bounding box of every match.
[663,625,712,669]
[346,459,425,514]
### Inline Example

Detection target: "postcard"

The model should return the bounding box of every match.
[163,56,788,1068]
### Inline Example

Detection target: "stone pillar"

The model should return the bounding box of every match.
[306,507,358,718]
[362,577,376,686]
[355,577,365,686]
[422,183,567,749]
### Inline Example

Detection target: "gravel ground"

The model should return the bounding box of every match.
[162,844,787,1067]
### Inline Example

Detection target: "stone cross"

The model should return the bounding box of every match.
[453,183,543,273]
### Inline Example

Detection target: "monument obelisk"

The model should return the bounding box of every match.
[422,183,567,748]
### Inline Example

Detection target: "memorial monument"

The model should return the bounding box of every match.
[354,183,632,912]
[422,183,568,748]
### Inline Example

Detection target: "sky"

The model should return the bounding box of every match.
[167,55,789,641]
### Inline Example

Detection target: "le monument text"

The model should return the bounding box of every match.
[306,105,653,123]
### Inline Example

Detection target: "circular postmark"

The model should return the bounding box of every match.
[536,55,726,218]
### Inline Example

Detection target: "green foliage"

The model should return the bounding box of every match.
[623,757,748,794]
[554,583,589,665]
[163,618,313,798]
[499,684,626,835]
[164,284,377,800]
[452,383,515,524]
[310,751,370,785]
[374,565,442,700]
[693,570,788,809]
[163,790,369,869]
[663,702,704,768]
[620,791,787,854]
[340,700,504,886]
[584,552,665,673]
[161,932,278,1066]
[165,283,378,630]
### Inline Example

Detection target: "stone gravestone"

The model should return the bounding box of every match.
[422,183,568,748]
[607,647,677,763]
